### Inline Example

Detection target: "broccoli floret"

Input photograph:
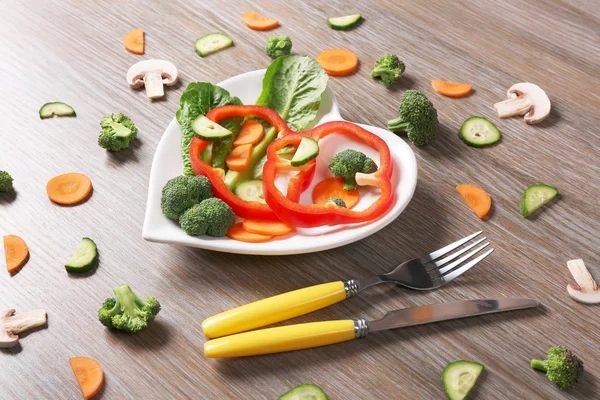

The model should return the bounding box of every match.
[266,36,292,59]
[531,346,583,390]
[161,175,213,221]
[179,198,235,237]
[370,54,405,87]
[328,149,378,191]
[326,197,347,208]
[98,284,160,332]
[98,113,138,151]
[387,90,438,146]
[0,170,14,192]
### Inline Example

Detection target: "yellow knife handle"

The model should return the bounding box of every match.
[204,320,356,358]
[202,281,349,338]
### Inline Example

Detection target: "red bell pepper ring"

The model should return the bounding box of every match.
[262,121,394,227]
[189,105,315,220]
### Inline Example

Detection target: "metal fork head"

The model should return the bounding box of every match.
[381,231,493,290]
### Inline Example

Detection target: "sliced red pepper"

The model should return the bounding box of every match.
[262,121,394,227]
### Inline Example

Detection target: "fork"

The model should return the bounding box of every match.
[202,231,493,338]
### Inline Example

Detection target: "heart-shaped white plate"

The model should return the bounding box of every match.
[142,70,417,255]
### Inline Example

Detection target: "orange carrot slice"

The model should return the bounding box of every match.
[242,219,294,236]
[124,28,144,55]
[312,177,360,209]
[3,235,29,274]
[226,143,253,171]
[227,223,274,243]
[431,80,472,98]
[69,357,104,400]
[46,173,93,205]
[456,184,492,219]
[242,11,279,31]
[234,120,264,147]
[316,48,358,76]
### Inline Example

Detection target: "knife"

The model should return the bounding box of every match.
[204,298,540,358]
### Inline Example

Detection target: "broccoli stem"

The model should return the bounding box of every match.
[113,284,144,316]
[531,359,548,372]
[387,117,410,133]
[343,177,357,191]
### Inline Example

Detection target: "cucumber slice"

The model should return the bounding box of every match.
[442,360,484,400]
[278,384,328,400]
[194,33,234,57]
[290,137,319,167]
[327,14,362,30]
[192,116,232,141]
[65,238,98,273]
[39,102,76,119]
[459,116,501,148]
[520,184,559,217]
[234,179,266,204]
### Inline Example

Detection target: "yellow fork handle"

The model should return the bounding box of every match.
[204,320,356,358]
[202,281,347,338]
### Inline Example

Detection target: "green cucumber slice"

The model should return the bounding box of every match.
[234,179,266,204]
[195,33,234,57]
[65,238,98,273]
[290,137,319,167]
[278,384,328,400]
[192,116,232,141]
[327,14,362,30]
[39,102,76,119]
[459,116,501,147]
[442,360,484,400]
[520,184,559,217]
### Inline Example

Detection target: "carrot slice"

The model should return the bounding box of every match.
[431,80,472,98]
[46,173,93,205]
[226,143,253,171]
[312,177,360,209]
[242,11,279,31]
[124,28,144,55]
[69,357,104,400]
[227,223,274,243]
[243,219,294,236]
[316,48,358,76]
[3,235,29,274]
[456,184,492,219]
[234,120,264,147]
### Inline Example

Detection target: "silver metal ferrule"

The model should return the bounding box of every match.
[343,280,359,298]
[353,318,368,338]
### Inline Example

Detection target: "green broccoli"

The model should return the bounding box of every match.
[387,90,438,146]
[98,113,138,151]
[326,197,347,208]
[161,175,213,221]
[98,284,160,332]
[531,346,583,390]
[266,36,292,59]
[179,198,235,237]
[328,149,378,191]
[0,170,14,192]
[370,54,405,87]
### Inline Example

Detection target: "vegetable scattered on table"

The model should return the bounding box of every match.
[69,356,104,400]
[226,223,274,243]
[124,28,144,55]
[242,219,294,236]
[65,238,98,274]
[493,82,551,124]
[179,198,236,237]
[456,184,492,219]
[442,360,484,400]
[387,90,438,146]
[161,175,213,221]
[242,10,279,31]
[126,59,178,99]
[0,170,14,192]
[313,178,360,209]
[0,308,47,348]
[266,35,292,59]
[431,80,472,98]
[195,33,234,57]
[371,54,405,87]
[98,113,138,151]
[566,259,600,304]
[46,173,93,205]
[39,102,76,119]
[531,346,583,390]
[317,48,358,76]
[458,116,501,147]
[278,383,329,400]
[98,284,160,332]
[520,184,559,217]
[3,234,29,274]
[327,13,362,30]
[328,149,377,190]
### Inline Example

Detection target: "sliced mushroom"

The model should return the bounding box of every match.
[566,259,600,304]
[0,308,47,348]
[493,82,551,124]
[126,59,178,99]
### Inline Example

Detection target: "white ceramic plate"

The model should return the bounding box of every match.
[142,70,417,255]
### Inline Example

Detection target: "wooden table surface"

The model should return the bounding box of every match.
[1,0,599,399]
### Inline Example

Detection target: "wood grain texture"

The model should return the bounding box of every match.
[1,0,599,398]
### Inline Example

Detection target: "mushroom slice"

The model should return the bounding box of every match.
[0,308,47,348]
[493,82,551,124]
[126,59,178,99]
[566,259,600,304]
